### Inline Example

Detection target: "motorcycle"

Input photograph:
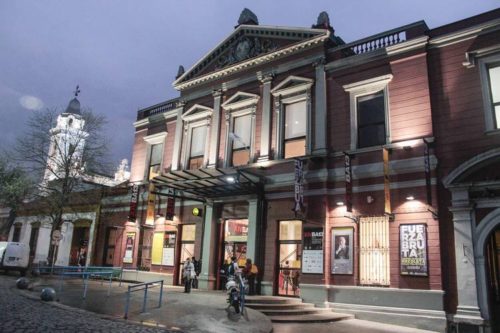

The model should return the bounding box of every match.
[223,270,248,314]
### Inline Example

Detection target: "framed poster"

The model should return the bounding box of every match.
[162,232,176,266]
[400,224,428,276]
[302,227,323,274]
[123,232,135,264]
[332,227,354,274]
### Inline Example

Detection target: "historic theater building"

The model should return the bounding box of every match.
[121,9,449,331]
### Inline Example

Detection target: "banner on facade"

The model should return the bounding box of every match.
[383,148,391,214]
[344,153,353,212]
[128,184,140,222]
[145,183,156,225]
[332,227,354,275]
[293,159,304,216]
[400,224,428,276]
[424,140,432,206]
[123,232,135,264]
[302,227,324,274]
[166,188,175,221]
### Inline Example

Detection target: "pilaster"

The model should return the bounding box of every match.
[208,90,222,168]
[171,104,185,171]
[246,199,259,263]
[313,57,327,155]
[257,72,273,162]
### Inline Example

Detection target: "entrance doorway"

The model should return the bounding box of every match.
[70,226,90,266]
[278,220,302,297]
[178,224,196,285]
[103,227,118,266]
[486,225,500,332]
[224,219,248,268]
[28,224,39,265]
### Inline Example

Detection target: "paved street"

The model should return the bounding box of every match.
[0,275,173,333]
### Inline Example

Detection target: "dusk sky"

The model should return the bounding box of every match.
[1,1,498,171]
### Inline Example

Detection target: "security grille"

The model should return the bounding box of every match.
[359,216,390,286]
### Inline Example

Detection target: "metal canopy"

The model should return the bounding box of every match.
[151,167,263,199]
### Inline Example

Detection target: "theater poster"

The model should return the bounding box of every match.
[332,227,353,274]
[123,232,135,264]
[400,224,428,276]
[302,227,323,274]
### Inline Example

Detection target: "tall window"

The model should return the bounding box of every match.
[148,143,163,180]
[357,91,386,148]
[232,114,251,166]
[487,63,500,129]
[284,100,307,158]
[189,126,206,169]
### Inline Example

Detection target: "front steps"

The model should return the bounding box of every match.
[245,296,354,323]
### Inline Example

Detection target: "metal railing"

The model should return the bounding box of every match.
[123,280,164,319]
[136,98,180,121]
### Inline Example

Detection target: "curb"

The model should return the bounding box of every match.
[14,286,171,331]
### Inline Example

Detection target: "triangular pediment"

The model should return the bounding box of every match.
[222,92,259,111]
[182,104,213,122]
[174,25,329,89]
[271,75,314,96]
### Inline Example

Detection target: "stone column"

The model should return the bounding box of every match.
[208,90,222,168]
[274,97,283,159]
[223,111,231,168]
[313,57,328,155]
[450,188,484,321]
[257,73,273,162]
[199,204,217,290]
[246,199,259,263]
[171,104,185,171]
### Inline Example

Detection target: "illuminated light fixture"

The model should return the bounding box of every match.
[336,201,344,206]
[225,176,235,183]
[406,195,415,201]
[394,139,421,150]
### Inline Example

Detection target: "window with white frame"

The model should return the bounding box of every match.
[143,132,166,180]
[284,100,307,158]
[343,75,392,150]
[189,125,206,170]
[271,76,313,159]
[232,114,252,166]
[479,55,500,131]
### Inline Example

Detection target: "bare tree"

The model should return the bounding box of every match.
[14,106,111,262]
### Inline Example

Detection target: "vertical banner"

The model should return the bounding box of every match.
[400,224,428,276]
[128,184,140,222]
[344,153,353,212]
[424,141,432,206]
[383,148,391,214]
[302,227,324,274]
[145,183,156,225]
[123,232,135,264]
[293,159,304,216]
[166,188,175,221]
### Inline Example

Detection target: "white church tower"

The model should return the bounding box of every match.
[42,86,88,186]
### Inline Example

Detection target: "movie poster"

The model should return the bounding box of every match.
[400,224,428,276]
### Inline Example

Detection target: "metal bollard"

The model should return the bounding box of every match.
[158,280,163,308]
[124,287,131,319]
[142,284,148,313]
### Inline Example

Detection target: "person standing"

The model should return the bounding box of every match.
[191,256,200,289]
[183,257,195,293]
[243,258,257,295]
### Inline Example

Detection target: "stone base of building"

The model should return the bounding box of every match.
[447,313,490,333]
[300,283,447,332]
[122,269,174,285]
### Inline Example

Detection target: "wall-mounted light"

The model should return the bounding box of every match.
[366,195,374,204]
[225,176,235,183]
[394,139,421,150]
[336,201,344,206]
[406,195,415,201]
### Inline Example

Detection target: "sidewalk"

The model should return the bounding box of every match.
[24,276,272,333]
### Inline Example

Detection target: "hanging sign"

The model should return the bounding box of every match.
[400,224,428,276]
[293,159,304,215]
[166,189,175,220]
[344,153,353,212]
[128,184,140,222]
[302,227,324,274]
[383,148,391,214]
[145,183,156,225]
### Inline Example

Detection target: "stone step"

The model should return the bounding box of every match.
[244,296,302,305]
[270,312,355,323]
[245,302,314,310]
[258,307,333,316]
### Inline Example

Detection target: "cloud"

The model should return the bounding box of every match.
[19,95,44,110]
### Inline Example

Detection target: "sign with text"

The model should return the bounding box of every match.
[302,227,324,274]
[128,184,140,222]
[383,148,391,214]
[123,232,135,264]
[145,183,156,225]
[293,159,304,215]
[332,227,354,275]
[400,224,428,276]
[344,153,353,212]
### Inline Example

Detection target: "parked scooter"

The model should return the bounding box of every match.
[223,270,248,314]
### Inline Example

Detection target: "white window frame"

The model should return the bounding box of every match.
[478,53,500,133]
[221,92,259,167]
[271,76,314,159]
[143,132,167,181]
[181,104,212,170]
[343,74,393,151]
